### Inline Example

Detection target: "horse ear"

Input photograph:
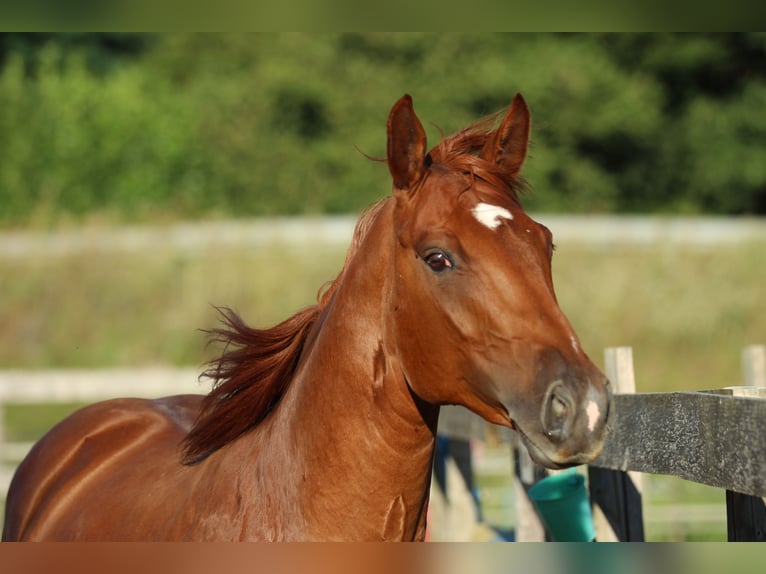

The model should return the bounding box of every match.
[387,94,428,192]
[481,93,530,176]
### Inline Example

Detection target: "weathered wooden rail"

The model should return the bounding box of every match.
[594,390,766,496]
[585,345,766,542]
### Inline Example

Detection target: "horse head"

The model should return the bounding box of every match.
[386,94,611,468]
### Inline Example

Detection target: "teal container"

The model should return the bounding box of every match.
[527,470,595,541]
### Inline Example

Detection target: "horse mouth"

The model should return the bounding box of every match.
[513,421,608,470]
[506,415,560,468]
[518,431,579,470]
[504,414,567,468]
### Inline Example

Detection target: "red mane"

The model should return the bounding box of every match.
[181,201,387,463]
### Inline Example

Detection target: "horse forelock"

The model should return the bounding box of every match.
[426,113,528,206]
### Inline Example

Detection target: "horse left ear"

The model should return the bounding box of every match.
[481,93,530,177]
[387,94,428,193]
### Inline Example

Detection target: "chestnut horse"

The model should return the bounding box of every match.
[3,94,611,541]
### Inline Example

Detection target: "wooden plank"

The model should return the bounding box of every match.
[742,345,766,388]
[3,216,765,261]
[592,392,766,497]
[513,443,548,541]
[0,368,202,403]
[726,491,766,541]
[704,386,766,399]
[588,466,644,541]
[604,346,636,394]
[725,346,766,541]
[590,347,644,541]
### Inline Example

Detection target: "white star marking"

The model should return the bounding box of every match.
[471,202,513,230]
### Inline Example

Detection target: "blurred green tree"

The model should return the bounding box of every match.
[1,33,764,227]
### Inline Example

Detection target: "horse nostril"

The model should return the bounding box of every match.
[551,395,568,419]
[542,381,574,443]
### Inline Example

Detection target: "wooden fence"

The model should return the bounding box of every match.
[515,345,766,542]
[1,347,765,541]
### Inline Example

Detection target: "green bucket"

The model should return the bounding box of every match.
[527,470,595,541]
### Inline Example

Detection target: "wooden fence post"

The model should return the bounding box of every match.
[726,344,766,541]
[588,346,645,541]
[512,435,548,541]
[742,344,766,388]
[0,397,5,463]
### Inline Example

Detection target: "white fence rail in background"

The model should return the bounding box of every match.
[0,367,202,406]
[0,215,765,260]
[0,367,203,493]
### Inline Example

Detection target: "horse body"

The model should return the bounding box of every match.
[5,200,435,541]
[3,94,612,541]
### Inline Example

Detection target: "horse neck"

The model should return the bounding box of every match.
[276,201,439,540]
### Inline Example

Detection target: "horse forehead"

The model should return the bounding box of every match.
[411,171,524,233]
[470,202,514,230]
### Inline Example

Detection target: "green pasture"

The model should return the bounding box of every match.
[1,231,762,390]
[1,226,763,541]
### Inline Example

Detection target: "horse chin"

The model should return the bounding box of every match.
[517,431,580,471]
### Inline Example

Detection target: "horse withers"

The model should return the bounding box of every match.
[3,94,611,541]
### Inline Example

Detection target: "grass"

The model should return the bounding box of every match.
[2,230,763,393]
[3,403,89,443]
[0,241,347,369]
[553,241,765,392]
[1,221,764,540]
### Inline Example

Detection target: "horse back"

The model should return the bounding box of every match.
[2,394,204,541]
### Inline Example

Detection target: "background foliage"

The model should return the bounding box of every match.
[1,33,766,227]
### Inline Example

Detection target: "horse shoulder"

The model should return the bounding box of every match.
[35,394,202,461]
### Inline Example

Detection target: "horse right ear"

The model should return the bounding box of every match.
[387,94,428,193]
[480,93,530,177]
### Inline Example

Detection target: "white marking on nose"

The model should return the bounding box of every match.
[471,202,513,230]
[586,400,600,432]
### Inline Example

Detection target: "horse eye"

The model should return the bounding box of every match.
[424,251,453,272]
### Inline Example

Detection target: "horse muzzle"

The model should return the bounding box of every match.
[514,377,613,469]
